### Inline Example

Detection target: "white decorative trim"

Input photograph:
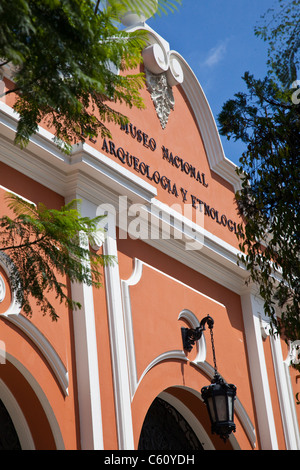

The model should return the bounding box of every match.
[70,142,157,204]
[121,258,143,397]
[142,31,184,87]
[2,314,69,397]
[257,309,300,448]
[241,292,278,449]
[4,353,65,449]
[179,57,241,191]
[0,101,157,206]
[141,29,184,128]
[0,184,37,207]
[143,44,169,74]
[233,397,256,449]
[0,186,103,448]
[137,349,254,448]
[131,256,227,307]
[99,206,135,450]
[68,196,104,450]
[178,309,207,363]
[71,280,104,449]
[283,352,300,449]
[167,51,185,87]
[0,378,35,449]
[136,198,249,295]
[270,335,300,449]
[137,350,188,390]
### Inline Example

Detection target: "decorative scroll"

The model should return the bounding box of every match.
[289,340,300,365]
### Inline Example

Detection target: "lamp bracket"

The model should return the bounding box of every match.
[181,315,214,352]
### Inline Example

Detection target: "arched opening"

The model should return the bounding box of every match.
[138,396,204,450]
[0,357,61,449]
[0,399,21,450]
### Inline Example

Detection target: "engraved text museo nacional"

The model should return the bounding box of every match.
[100,122,242,236]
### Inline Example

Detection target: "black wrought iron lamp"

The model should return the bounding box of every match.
[181,315,237,442]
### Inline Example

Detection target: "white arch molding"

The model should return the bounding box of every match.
[3,353,65,449]
[0,378,35,450]
[0,273,5,302]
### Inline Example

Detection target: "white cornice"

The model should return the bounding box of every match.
[0,101,157,206]
[70,142,157,205]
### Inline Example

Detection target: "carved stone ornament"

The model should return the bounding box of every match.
[289,340,300,365]
[142,41,184,129]
[145,68,174,129]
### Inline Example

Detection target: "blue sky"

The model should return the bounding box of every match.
[147,0,278,166]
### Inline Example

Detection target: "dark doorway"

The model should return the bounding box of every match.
[138,397,203,450]
[0,399,21,450]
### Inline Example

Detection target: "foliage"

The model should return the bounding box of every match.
[0,0,181,152]
[254,0,300,86]
[218,1,300,344]
[104,0,181,17]
[0,0,140,152]
[0,194,114,321]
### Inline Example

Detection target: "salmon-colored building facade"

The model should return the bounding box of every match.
[0,5,299,451]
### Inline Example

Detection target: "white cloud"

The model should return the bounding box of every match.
[204,41,228,67]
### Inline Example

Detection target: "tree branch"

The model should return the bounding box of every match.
[0,60,11,67]
[0,87,22,97]
[0,234,48,252]
[94,0,101,13]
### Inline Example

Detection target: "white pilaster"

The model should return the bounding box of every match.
[98,204,135,450]
[241,292,278,449]
[69,196,104,450]
[268,330,300,449]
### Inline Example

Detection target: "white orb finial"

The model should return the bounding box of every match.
[108,0,158,26]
